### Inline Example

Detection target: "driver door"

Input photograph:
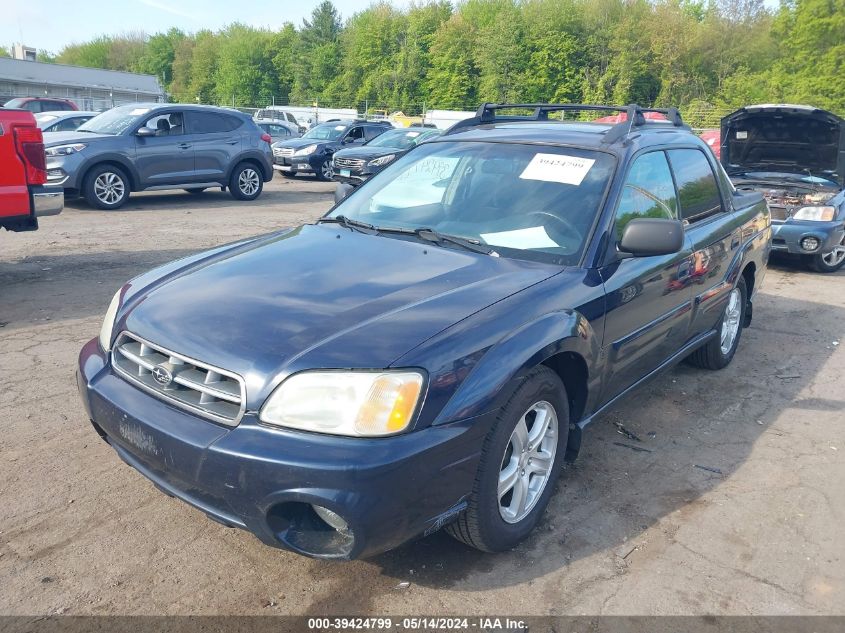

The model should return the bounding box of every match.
[599,150,694,401]
[134,110,195,186]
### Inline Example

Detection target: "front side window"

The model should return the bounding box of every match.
[345,126,366,142]
[55,116,90,132]
[143,112,184,136]
[667,149,723,222]
[330,141,616,264]
[614,151,678,239]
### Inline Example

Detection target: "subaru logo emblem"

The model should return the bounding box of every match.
[152,364,173,386]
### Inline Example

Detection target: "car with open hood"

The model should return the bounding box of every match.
[78,103,770,560]
[721,104,845,272]
[271,120,393,181]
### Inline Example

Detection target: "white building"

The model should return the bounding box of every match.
[0,57,165,111]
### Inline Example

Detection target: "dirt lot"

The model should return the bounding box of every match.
[1,178,843,616]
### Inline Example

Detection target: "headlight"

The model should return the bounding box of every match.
[369,154,395,167]
[99,290,122,352]
[260,370,425,437]
[45,143,86,157]
[294,144,318,156]
[792,206,835,221]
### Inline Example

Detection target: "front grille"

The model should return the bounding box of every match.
[273,147,294,157]
[112,332,245,426]
[334,157,365,169]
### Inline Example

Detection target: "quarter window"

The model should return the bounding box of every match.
[666,149,723,222]
[614,151,678,239]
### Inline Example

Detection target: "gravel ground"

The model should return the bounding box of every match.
[0,178,843,616]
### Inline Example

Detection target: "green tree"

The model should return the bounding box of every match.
[138,28,185,86]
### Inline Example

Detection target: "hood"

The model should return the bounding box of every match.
[721,104,845,186]
[275,137,330,150]
[334,145,403,160]
[121,224,561,404]
[42,130,113,146]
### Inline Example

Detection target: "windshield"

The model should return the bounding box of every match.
[77,105,152,135]
[35,114,59,126]
[304,124,346,141]
[330,141,616,264]
[4,98,28,109]
[367,129,437,149]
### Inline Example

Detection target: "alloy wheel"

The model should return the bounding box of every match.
[498,401,558,524]
[321,161,334,180]
[720,287,742,355]
[821,234,845,268]
[238,168,260,196]
[94,172,125,205]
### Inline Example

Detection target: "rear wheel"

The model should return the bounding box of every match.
[807,234,845,273]
[83,165,129,210]
[687,276,747,370]
[229,163,263,201]
[446,366,568,552]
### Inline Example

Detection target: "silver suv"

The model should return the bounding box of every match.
[44,103,274,210]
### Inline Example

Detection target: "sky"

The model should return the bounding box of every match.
[2,0,413,54]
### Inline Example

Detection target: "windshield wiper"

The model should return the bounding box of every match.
[316,215,379,235]
[377,226,495,255]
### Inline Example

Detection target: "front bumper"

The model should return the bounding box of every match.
[32,186,63,217]
[771,220,845,255]
[273,153,326,174]
[77,339,486,559]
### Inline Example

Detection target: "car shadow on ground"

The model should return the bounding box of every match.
[62,183,334,213]
[300,288,843,612]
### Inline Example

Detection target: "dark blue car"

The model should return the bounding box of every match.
[77,103,771,559]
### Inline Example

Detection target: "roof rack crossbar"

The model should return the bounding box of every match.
[447,102,687,141]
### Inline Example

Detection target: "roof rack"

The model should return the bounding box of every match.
[445,103,687,144]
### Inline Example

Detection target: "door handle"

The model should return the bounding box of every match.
[224,139,238,145]
[178,143,192,149]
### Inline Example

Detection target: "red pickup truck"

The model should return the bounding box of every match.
[0,109,62,232]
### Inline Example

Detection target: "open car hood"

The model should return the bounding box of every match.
[721,104,845,187]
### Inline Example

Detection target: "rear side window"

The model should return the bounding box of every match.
[188,112,243,134]
[364,125,385,141]
[51,101,72,111]
[666,149,723,222]
[614,151,678,239]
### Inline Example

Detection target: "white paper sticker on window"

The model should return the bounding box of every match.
[406,131,421,137]
[335,125,346,130]
[130,108,151,115]
[736,131,748,139]
[480,226,558,250]
[519,153,595,186]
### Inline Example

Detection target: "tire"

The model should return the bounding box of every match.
[229,162,263,201]
[83,165,130,210]
[807,234,845,273]
[315,159,334,182]
[446,366,568,552]
[687,276,747,370]
[184,188,206,195]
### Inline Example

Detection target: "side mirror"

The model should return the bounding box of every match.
[136,126,156,137]
[619,218,685,257]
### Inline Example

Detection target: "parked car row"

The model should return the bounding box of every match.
[77,102,776,562]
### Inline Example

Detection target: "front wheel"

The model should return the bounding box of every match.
[687,276,747,370]
[446,366,568,552]
[315,159,333,182]
[807,234,845,273]
[229,163,263,201]
[83,165,130,210]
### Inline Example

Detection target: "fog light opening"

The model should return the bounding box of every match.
[312,504,350,533]
[801,236,820,252]
[266,501,355,558]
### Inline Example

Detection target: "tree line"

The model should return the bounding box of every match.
[20,0,845,125]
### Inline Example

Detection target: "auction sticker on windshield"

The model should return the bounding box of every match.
[519,153,595,185]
